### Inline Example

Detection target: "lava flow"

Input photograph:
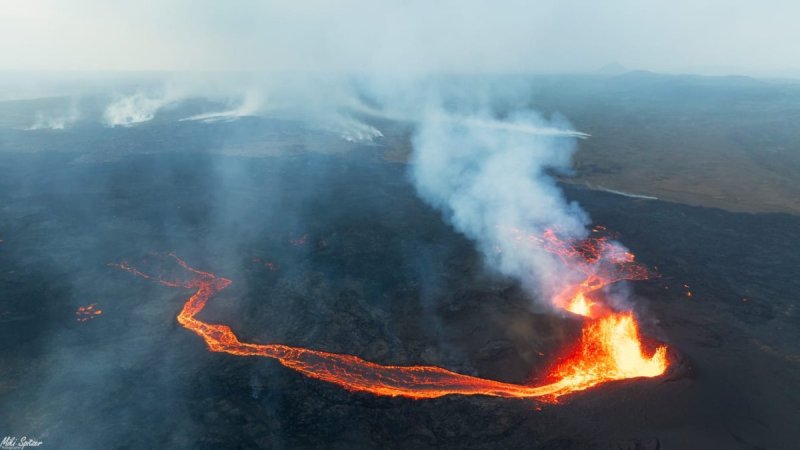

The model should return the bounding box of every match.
[76,303,102,322]
[116,230,668,401]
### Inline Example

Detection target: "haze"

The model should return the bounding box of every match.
[2,0,799,77]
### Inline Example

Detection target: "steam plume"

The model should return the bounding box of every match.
[410,108,591,304]
[27,98,81,130]
[104,90,179,126]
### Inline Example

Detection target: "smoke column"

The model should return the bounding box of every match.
[410,108,592,306]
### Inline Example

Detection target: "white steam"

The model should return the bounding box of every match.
[322,115,383,143]
[411,109,590,302]
[103,90,179,127]
[27,99,81,130]
[180,89,264,123]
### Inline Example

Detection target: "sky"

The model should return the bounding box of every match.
[1,0,799,77]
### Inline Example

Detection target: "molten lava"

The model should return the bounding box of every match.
[548,313,667,392]
[116,229,668,401]
[76,303,102,322]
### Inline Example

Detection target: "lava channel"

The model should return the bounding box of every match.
[115,232,668,401]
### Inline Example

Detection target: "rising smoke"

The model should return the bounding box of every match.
[16,69,606,305]
[26,97,81,130]
[104,90,176,126]
[409,106,592,307]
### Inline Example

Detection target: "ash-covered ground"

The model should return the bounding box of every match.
[0,124,799,449]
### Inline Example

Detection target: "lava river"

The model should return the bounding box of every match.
[116,229,668,401]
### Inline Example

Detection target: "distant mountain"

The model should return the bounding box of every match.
[610,70,766,89]
[595,62,629,75]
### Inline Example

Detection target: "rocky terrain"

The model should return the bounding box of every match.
[1,146,798,449]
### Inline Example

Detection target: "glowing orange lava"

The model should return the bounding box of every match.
[76,303,102,322]
[116,229,668,401]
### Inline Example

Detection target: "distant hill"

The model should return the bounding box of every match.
[595,62,629,75]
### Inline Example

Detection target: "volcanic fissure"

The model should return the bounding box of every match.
[115,228,668,402]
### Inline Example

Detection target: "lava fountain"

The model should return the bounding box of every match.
[115,229,668,401]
